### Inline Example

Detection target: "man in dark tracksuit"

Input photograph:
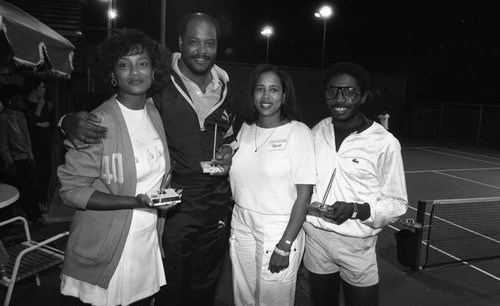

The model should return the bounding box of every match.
[153,14,237,306]
[152,60,235,305]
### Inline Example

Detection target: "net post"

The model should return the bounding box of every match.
[476,104,483,147]
[412,200,427,271]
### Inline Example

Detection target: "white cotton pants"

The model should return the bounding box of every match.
[229,205,305,306]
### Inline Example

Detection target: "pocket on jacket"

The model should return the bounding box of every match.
[261,241,299,284]
[70,214,120,264]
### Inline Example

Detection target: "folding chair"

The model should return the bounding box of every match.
[0,216,68,306]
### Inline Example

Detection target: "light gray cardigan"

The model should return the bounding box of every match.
[58,97,170,289]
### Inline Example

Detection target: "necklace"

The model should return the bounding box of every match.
[254,125,277,152]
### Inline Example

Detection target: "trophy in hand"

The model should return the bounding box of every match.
[146,161,182,208]
[307,168,337,224]
[200,123,226,174]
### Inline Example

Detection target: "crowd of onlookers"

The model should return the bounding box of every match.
[0,65,53,227]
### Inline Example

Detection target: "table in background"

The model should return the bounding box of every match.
[0,184,19,209]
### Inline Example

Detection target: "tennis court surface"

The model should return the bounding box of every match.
[377,142,500,306]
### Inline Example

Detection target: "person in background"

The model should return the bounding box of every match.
[0,67,12,90]
[0,66,8,183]
[304,62,408,306]
[23,75,55,213]
[58,13,236,306]
[229,64,315,306]
[57,29,172,306]
[0,66,12,177]
[377,109,390,130]
[0,84,48,225]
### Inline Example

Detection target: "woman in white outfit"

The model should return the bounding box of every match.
[229,64,316,306]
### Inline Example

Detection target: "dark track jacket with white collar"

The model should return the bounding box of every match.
[151,62,238,230]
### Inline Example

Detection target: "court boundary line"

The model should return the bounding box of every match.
[422,243,500,281]
[433,171,500,190]
[406,167,500,174]
[411,147,500,166]
[432,213,500,244]
[402,146,500,162]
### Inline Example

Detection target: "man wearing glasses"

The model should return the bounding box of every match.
[304,62,408,306]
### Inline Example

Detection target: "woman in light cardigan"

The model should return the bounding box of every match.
[58,29,172,306]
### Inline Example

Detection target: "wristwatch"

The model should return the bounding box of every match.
[350,202,358,219]
[56,116,66,138]
[57,124,67,139]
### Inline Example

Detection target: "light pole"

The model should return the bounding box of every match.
[105,0,117,37]
[260,26,274,63]
[160,0,166,45]
[314,5,333,68]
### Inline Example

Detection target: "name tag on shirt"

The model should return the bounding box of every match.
[269,139,287,151]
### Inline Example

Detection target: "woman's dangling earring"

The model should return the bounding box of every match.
[111,75,117,87]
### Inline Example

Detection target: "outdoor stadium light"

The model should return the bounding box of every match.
[108,9,117,20]
[260,26,274,63]
[102,0,117,37]
[314,5,333,68]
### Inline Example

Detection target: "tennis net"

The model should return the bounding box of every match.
[412,197,500,270]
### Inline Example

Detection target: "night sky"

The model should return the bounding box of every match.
[83,0,497,103]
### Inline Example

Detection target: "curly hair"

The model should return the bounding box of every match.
[239,64,303,125]
[96,29,172,96]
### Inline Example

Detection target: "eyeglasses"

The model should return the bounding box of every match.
[325,86,361,101]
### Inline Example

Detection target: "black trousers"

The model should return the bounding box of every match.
[10,159,42,222]
[32,146,51,204]
[156,220,228,306]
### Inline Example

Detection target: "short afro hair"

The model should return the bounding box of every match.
[323,62,371,94]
